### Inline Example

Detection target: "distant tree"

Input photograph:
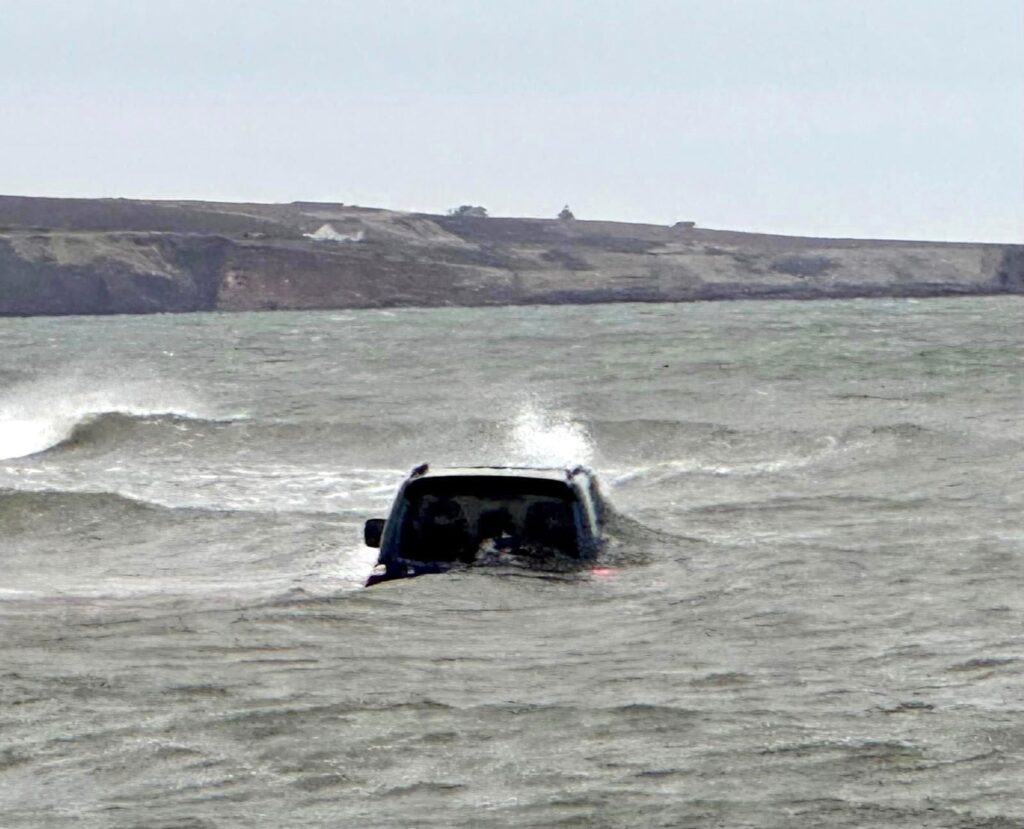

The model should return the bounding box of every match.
[448,205,488,218]
[558,204,575,221]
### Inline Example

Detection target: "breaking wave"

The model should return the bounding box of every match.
[0,409,243,460]
[0,378,244,460]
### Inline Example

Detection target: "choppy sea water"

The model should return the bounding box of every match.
[1,297,1022,828]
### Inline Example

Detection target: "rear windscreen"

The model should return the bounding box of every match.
[396,476,580,563]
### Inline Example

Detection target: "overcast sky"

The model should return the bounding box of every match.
[1,0,1021,241]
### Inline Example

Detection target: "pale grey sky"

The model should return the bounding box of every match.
[1,0,1021,241]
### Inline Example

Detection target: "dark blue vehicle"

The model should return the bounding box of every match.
[364,464,606,586]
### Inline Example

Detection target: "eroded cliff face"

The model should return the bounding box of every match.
[0,232,228,316]
[0,196,1020,316]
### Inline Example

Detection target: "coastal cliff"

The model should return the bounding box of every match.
[1,195,1021,316]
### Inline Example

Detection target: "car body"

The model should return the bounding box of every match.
[364,464,606,586]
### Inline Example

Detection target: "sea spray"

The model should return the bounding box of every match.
[0,415,81,460]
[0,373,242,460]
[507,402,593,467]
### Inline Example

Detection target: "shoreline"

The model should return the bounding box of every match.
[2,195,1021,317]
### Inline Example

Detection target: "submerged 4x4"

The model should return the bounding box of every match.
[364,464,606,586]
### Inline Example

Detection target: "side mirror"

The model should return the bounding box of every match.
[364,518,385,548]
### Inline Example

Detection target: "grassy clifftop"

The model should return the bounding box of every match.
[1,196,1021,316]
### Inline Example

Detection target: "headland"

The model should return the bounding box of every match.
[1,195,1021,316]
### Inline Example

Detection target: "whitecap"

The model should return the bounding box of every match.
[0,375,245,460]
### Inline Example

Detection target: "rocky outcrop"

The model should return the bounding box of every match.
[0,195,1020,316]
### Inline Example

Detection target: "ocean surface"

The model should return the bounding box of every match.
[1,297,1022,827]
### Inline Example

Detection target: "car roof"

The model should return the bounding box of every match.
[406,464,590,484]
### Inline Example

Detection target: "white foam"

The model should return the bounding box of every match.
[608,438,842,488]
[0,417,78,460]
[0,374,242,461]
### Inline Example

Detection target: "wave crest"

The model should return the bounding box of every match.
[0,410,245,460]
[0,378,244,460]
